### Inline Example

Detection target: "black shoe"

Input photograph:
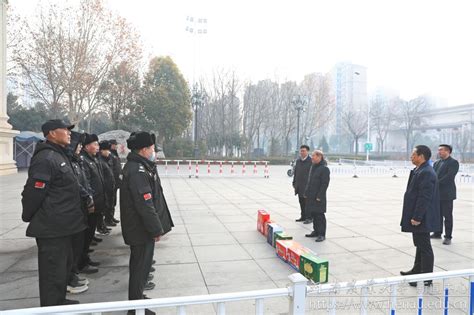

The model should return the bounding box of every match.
[149,266,155,272]
[305,231,318,238]
[295,217,305,222]
[400,269,418,276]
[112,218,120,224]
[127,309,155,315]
[105,226,112,231]
[93,236,103,242]
[152,260,156,265]
[144,281,155,291]
[315,236,326,242]
[62,299,80,305]
[409,280,432,287]
[79,265,98,274]
[143,295,151,299]
[443,238,452,245]
[88,260,101,267]
[87,249,95,253]
[430,233,442,239]
[147,273,154,281]
[90,241,98,246]
[105,220,117,227]
[96,229,110,236]
[303,219,313,224]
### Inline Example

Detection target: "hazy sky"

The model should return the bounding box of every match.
[11,0,474,105]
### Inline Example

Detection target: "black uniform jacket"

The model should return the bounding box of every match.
[21,141,87,238]
[120,152,174,246]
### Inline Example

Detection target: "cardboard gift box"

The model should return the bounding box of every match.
[257,209,270,234]
[267,223,284,247]
[276,239,297,262]
[263,220,274,237]
[274,231,293,241]
[299,252,329,284]
[288,245,312,271]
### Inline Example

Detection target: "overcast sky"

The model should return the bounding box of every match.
[11,0,474,105]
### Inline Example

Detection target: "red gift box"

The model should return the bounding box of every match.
[263,220,274,237]
[257,209,270,234]
[288,245,312,271]
[276,239,297,262]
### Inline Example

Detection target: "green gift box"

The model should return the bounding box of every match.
[299,252,329,284]
[275,231,293,241]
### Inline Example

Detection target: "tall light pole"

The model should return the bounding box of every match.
[191,84,203,158]
[292,95,307,157]
[353,71,370,161]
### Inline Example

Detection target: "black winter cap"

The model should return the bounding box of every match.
[127,132,156,150]
[82,133,99,146]
[41,119,74,136]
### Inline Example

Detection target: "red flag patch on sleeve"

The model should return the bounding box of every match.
[143,193,152,201]
[34,181,46,189]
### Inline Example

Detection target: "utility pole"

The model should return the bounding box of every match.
[292,95,306,158]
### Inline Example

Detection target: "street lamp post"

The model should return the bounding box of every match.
[191,84,203,159]
[366,100,370,162]
[292,95,306,157]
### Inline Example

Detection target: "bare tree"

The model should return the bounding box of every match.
[453,126,471,162]
[398,96,428,159]
[342,110,367,155]
[299,73,335,146]
[370,97,400,155]
[99,61,141,129]
[12,0,142,125]
[279,81,298,155]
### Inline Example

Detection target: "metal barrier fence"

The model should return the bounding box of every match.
[2,269,472,315]
[155,160,270,178]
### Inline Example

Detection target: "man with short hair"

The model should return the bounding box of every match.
[99,140,117,227]
[293,145,312,223]
[304,150,330,242]
[400,145,440,287]
[21,119,87,306]
[431,144,459,245]
[121,132,174,315]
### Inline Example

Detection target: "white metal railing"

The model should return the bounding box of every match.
[2,270,472,315]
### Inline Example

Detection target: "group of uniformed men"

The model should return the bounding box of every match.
[21,119,173,315]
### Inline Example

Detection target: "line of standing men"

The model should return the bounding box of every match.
[21,120,173,313]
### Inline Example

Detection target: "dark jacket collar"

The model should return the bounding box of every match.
[414,161,430,173]
[127,151,155,172]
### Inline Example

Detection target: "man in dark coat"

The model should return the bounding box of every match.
[431,144,459,245]
[66,131,93,294]
[121,132,174,315]
[21,119,87,306]
[99,140,117,227]
[293,145,312,223]
[304,150,330,242]
[109,139,122,224]
[400,145,440,287]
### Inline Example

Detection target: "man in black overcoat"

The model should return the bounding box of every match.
[293,145,312,223]
[400,145,440,287]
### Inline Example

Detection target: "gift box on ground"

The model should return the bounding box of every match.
[276,239,297,262]
[257,209,270,234]
[299,252,329,284]
[263,220,274,237]
[267,223,284,247]
[288,245,312,271]
[274,231,293,242]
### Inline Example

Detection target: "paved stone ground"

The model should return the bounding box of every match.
[0,166,472,314]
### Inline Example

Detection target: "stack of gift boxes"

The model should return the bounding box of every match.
[257,209,329,284]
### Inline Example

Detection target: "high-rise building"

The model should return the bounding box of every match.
[329,62,368,152]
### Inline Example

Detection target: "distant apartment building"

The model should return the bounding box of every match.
[328,62,368,152]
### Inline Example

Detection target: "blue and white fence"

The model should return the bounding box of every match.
[1,269,472,315]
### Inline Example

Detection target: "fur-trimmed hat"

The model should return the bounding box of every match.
[127,132,156,150]
[82,133,99,146]
[99,140,112,151]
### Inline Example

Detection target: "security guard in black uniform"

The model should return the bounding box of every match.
[21,119,87,306]
[121,132,174,315]
[98,140,117,227]
[109,139,122,224]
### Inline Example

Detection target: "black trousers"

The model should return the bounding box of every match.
[69,231,84,281]
[298,195,307,219]
[36,236,73,306]
[312,212,327,237]
[412,232,434,274]
[436,200,454,239]
[129,241,154,300]
[79,213,97,269]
